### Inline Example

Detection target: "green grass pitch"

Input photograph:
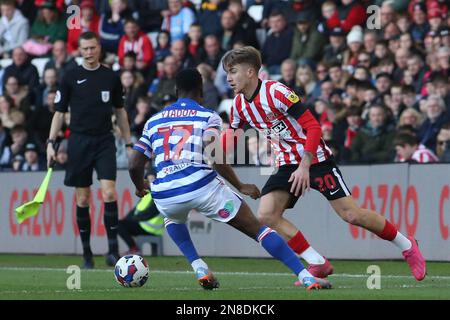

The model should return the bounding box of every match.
[0,255,449,300]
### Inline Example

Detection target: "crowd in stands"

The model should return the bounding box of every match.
[1,0,450,173]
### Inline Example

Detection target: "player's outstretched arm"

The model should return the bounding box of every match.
[128,149,150,197]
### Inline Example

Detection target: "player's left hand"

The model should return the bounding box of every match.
[239,184,261,200]
[289,165,310,197]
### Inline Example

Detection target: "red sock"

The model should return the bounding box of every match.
[287,231,310,254]
[376,220,397,241]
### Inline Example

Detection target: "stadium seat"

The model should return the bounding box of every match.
[31,57,50,78]
[135,235,163,256]
[247,5,264,23]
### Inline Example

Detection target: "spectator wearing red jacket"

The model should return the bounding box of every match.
[118,18,154,71]
[66,0,100,56]
[326,0,367,34]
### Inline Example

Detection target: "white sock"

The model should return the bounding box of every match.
[300,247,326,265]
[391,232,412,251]
[298,269,314,283]
[191,258,208,273]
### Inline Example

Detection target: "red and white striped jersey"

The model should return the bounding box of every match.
[411,145,439,163]
[230,80,332,166]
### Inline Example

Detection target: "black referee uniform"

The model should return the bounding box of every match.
[55,64,123,186]
[55,63,123,265]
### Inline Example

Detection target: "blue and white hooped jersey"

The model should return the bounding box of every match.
[133,98,222,202]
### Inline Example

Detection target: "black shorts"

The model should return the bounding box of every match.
[261,159,351,208]
[65,132,117,187]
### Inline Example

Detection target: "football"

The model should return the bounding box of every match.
[114,255,149,288]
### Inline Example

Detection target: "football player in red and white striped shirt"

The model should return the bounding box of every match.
[394,133,439,163]
[222,46,426,283]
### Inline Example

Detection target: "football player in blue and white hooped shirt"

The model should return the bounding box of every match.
[128,69,331,290]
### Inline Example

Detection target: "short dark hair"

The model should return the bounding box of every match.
[394,133,418,147]
[78,31,100,45]
[176,69,203,94]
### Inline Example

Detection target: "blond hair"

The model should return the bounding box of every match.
[222,46,262,72]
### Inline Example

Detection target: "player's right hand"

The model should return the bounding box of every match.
[46,144,56,168]
[239,184,261,200]
[135,189,149,198]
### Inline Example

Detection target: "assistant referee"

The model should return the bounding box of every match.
[46,32,133,268]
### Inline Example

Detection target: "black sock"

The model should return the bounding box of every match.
[104,201,119,255]
[118,221,137,249]
[76,206,92,259]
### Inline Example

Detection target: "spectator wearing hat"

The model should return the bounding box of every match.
[30,0,67,44]
[20,142,45,171]
[290,10,326,68]
[323,27,347,65]
[343,25,364,71]
[0,0,29,59]
[410,3,430,43]
[262,10,293,74]
[326,0,366,34]
[67,0,100,56]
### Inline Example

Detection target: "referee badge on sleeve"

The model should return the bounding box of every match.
[101,91,110,102]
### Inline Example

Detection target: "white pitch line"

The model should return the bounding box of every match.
[0,266,450,280]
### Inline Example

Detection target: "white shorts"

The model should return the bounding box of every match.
[154,178,243,224]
